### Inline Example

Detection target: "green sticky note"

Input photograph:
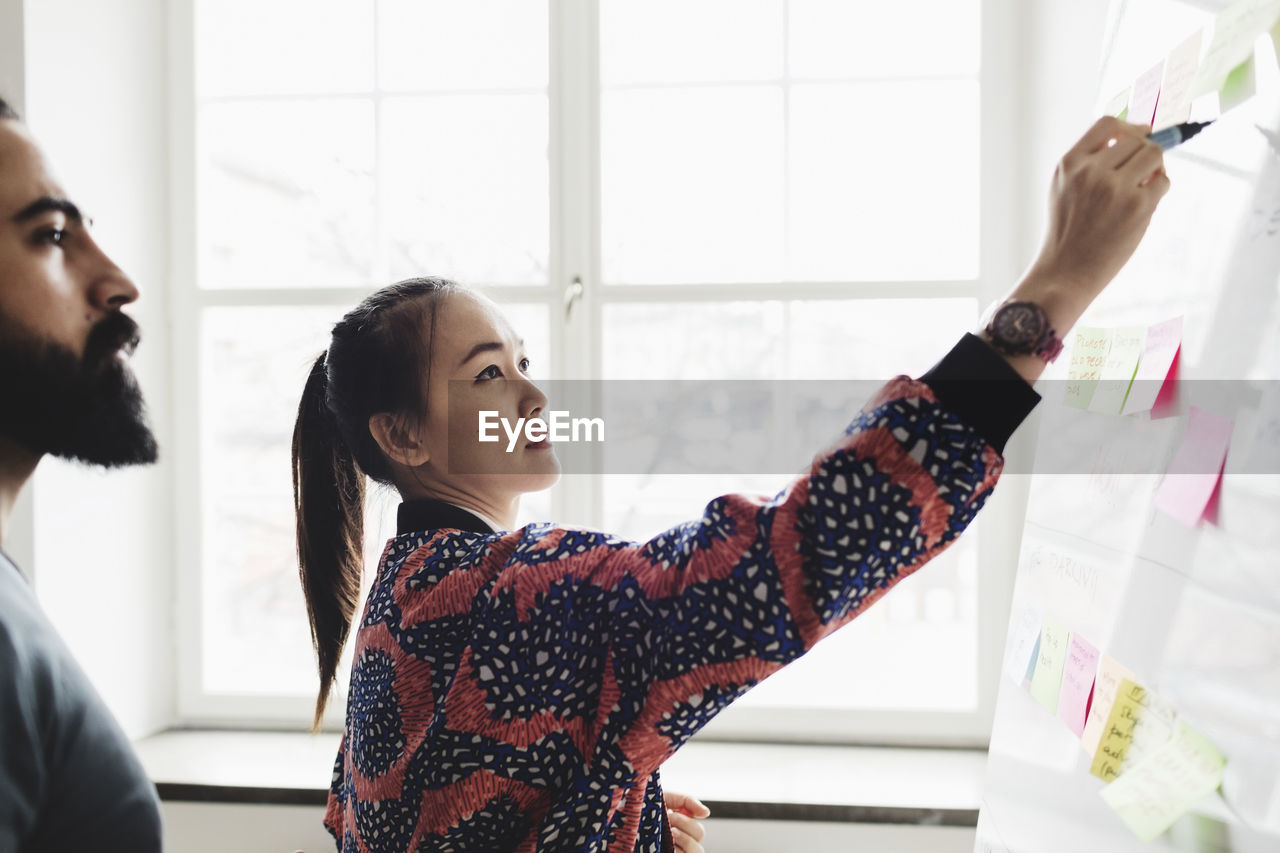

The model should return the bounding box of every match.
[1219,55,1257,113]
[1028,620,1069,712]
[1117,105,1129,122]
[1099,718,1227,842]
[1089,326,1145,415]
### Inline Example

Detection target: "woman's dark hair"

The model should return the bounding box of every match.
[0,97,21,121]
[292,276,459,729]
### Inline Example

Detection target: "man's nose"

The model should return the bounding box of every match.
[84,236,140,311]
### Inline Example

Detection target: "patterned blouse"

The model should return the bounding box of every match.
[324,333,1041,852]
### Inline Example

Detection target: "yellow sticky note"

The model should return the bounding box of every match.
[1089,326,1145,415]
[1089,679,1176,782]
[1065,328,1111,410]
[1028,620,1069,712]
[1098,718,1227,842]
[1082,655,1136,757]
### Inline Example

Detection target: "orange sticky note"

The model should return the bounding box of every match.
[1082,655,1137,757]
[1152,31,1204,130]
[1154,406,1234,527]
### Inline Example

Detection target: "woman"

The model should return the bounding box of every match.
[293,116,1169,852]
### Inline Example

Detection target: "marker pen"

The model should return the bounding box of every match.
[1147,120,1215,150]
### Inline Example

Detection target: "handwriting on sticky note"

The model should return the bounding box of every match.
[1065,327,1111,409]
[1190,0,1280,99]
[1083,656,1137,757]
[1098,718,1227,842]
[1029,621,1069,712]
[1089,326,1145,415]
[1154,406,1235,527]
[1089,679,1176,782]
[1122,317,1183,416]
[1004,603,1042,687]
[1128,61,1165,129]
[1058,634,1100,738]
[1153,31,1204,130]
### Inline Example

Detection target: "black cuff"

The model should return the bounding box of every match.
[916,333,1042,455]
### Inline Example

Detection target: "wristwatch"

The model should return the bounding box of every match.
[982,299,1064,364]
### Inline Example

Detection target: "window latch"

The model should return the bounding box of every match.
[563,275,585,320]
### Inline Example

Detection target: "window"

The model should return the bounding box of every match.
[176,0,1019,743]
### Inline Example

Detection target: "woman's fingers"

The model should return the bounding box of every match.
[669,810,707,853]
[663,790,711,819]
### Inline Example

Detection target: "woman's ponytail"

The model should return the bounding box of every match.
[292,351,366,731]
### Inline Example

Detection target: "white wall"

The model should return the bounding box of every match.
[21,0,175,739]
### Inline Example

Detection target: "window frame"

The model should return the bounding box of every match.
[169,0,1027,745]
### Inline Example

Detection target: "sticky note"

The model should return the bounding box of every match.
[1082,656,1137,757]
[1154,406,1235,527]
[1249,382,1280,472]
[1090,679,1177,782]
[1098,718,1227,842]
[1029,620,1069,712]
[1064,327,1111,410]
[1058,633,1101,738]
[1189,0,1280,100]
[1003,603,1042,687]
[1121,317,1183,416]
[1103,88,1130,118]
[1153,31,1205,130]
[1128,61,1165,129]
[1089,326,1145,415]
[1219,54,1258,112]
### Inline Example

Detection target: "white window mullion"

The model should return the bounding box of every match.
[551,0,603,528]
[169,0,208,725]
[975,0,1026,745]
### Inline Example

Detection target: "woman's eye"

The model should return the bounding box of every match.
[519,358,531,373]
[476,364,501,381]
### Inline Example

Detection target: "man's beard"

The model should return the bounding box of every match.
[0,310,159,467]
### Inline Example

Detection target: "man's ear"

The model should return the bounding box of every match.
[368,412,431,469]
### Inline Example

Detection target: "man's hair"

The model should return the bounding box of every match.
[0,97,20,121]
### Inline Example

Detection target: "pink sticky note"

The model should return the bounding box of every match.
[1129,60,1165,129]
[1122,316,1183,416]
[1057,633,1101,737]
[1154,406,1234,527]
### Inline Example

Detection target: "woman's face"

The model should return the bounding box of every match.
[412,290,560,498]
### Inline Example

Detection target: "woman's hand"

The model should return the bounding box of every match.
[664,790,711,853]
[982,115,1172,385]
[1024,115,1171,323]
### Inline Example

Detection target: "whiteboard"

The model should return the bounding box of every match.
[975,1,1280,850]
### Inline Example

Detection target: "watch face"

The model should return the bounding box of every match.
[991,302,1044,349]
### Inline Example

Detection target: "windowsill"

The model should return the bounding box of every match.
[134,730,985,826]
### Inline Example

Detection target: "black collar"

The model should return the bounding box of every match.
[396,497,496,536]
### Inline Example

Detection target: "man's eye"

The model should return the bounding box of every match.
[37,228,66,246]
